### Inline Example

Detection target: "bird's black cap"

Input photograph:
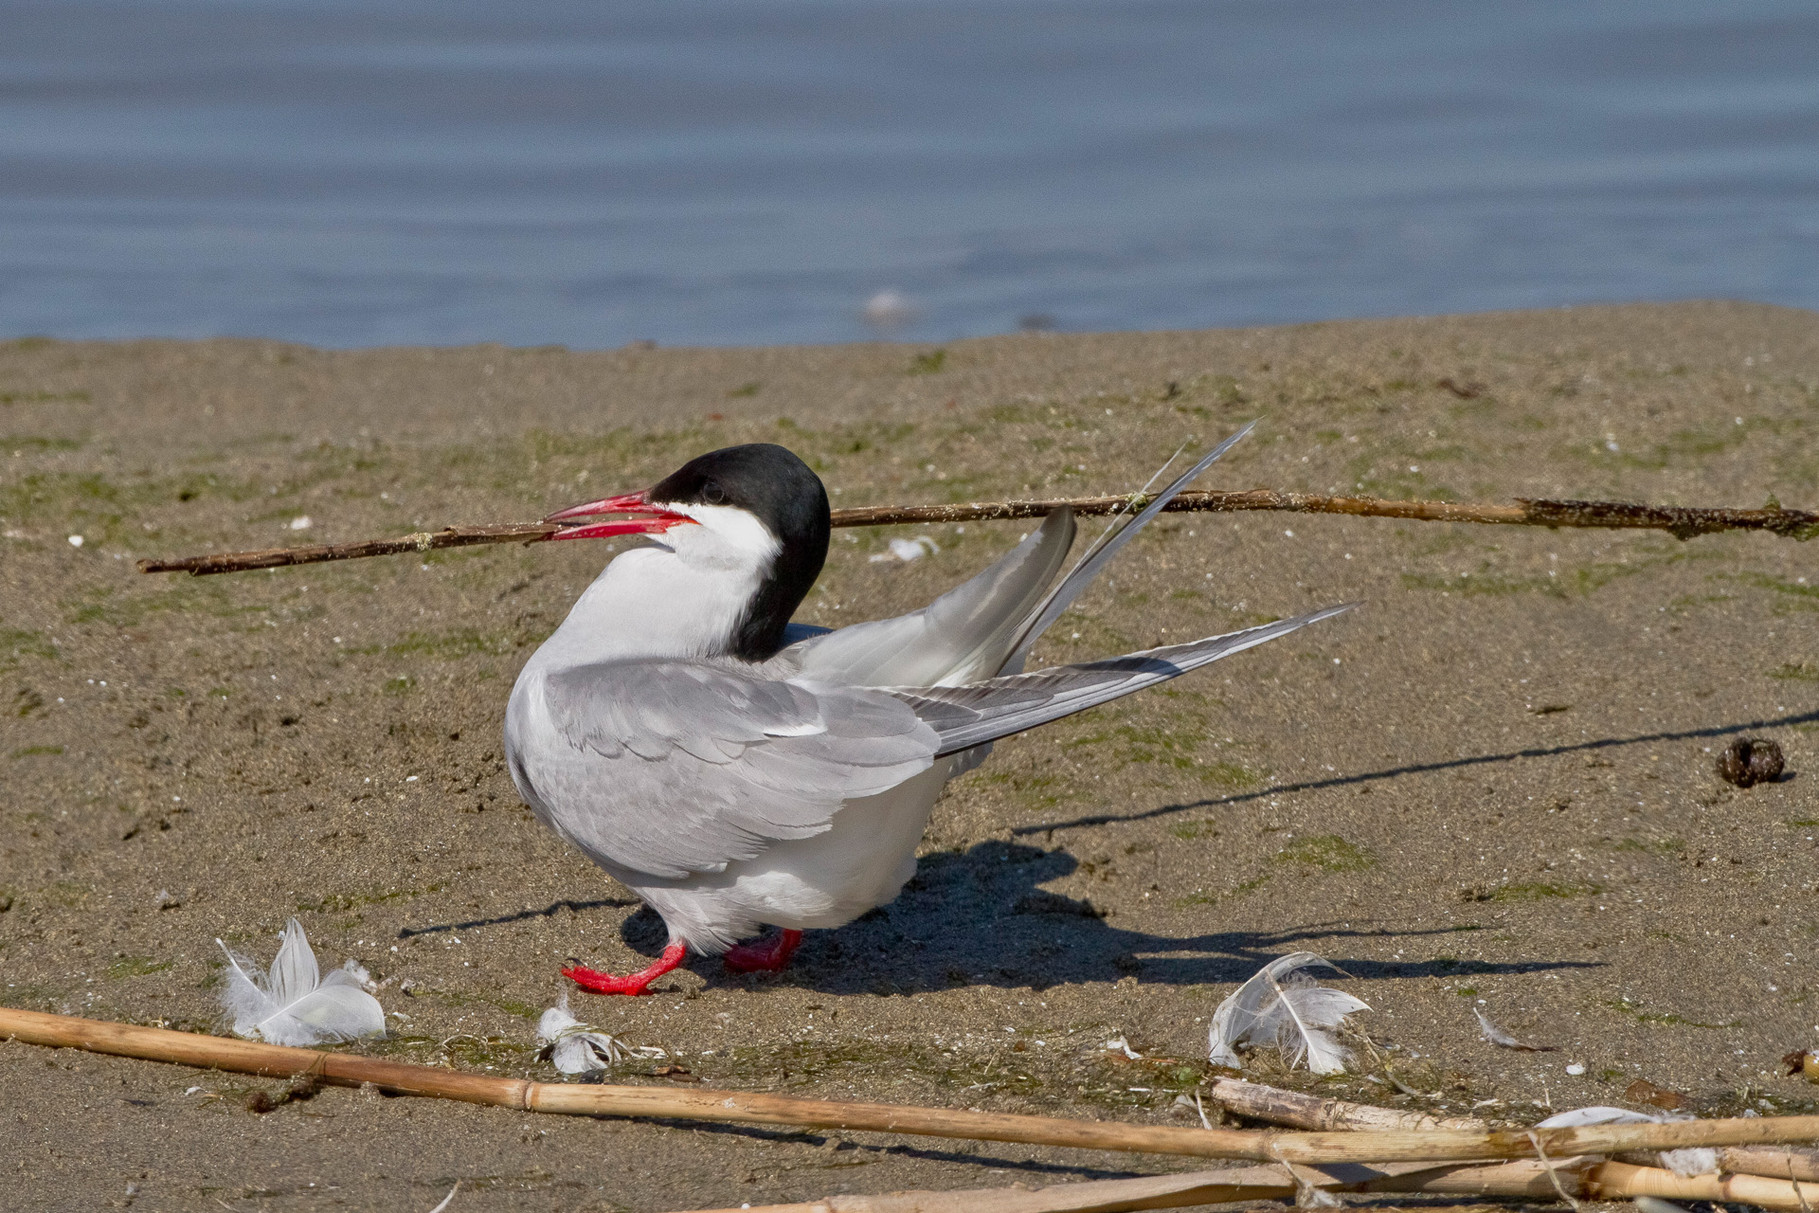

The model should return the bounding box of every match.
[649,443,830,660]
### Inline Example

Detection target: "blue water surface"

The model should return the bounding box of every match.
[2,0,1815,347]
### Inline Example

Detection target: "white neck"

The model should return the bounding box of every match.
[526,504,780,672]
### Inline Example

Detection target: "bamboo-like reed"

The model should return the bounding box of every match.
[4,1007,1818,1169]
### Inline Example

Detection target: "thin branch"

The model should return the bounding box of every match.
[136,488,1819,577]
[5,1007,1819,1169]
[139,522,560,576]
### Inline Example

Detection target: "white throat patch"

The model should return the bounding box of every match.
[661,502,781,571]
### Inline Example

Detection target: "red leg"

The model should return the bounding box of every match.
[723,928,803,974]
[562,942,687,996]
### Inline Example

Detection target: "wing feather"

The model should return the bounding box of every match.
[886,605,1354,755]
[783,509,1077,687]
[1000,424,1255,671]
[506,660,938,880]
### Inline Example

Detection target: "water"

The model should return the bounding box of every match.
[3,0,1816,348]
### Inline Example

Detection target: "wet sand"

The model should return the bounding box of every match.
[2,300,1817,1212]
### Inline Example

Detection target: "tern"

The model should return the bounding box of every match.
[504,426,1349,994]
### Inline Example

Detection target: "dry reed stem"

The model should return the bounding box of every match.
[1719,1146,1819,1183]
[666,1157,1819,1213]
[1214,1077,1819,1186]
[5,1008,1819,1169]
[137,488,1819,576]
[1588,1159,1819,1210]
[1206,1076,1490,1132]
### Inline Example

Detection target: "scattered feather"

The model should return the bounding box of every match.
[1293,1174,1344,1209]
[536,994,664,1075]
[1536,1106,1717,1177]
[1475,1007,1557,1051]
[1535,1105,1648,1129]
[1660,1146,1718,1174]
[216,918,385,1046]
[1207,952,1368,1076]
[870,535,939,564]
[1190,1090,1213,1130]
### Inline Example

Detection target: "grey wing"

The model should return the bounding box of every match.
[781,507,1076,687]
[511,660,938,880]
[886,604,1355,755]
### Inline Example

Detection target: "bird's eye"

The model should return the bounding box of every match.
[702,481,726,504]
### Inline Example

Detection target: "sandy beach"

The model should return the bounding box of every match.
[2,300,1817,1211]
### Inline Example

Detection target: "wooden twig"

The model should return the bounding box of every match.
[6,1007,1819,1169]
[138,522,559,576]
[666,1157,1819,1213]
[135,488,1819,577]
[1206,1076,1490,1132]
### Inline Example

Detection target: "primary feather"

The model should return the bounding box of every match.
[788,508,1077,687]
[1000,422,1256,672]
[217,918,385,1047]
[884,606,1352,756]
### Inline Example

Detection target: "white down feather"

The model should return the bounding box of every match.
[535,994,665,1074]
[1535,1106,1719,1177]
[217,917,385,1046]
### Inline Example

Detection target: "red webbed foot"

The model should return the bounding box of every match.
[723,928,803,974]
[562,942,687,995]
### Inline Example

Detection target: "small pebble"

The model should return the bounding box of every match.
[1565,1062,1586,1075]
[1716,738,1784,787]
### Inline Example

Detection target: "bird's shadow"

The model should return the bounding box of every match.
[598,711,1805,993]
[612,838,1596,995]
[397,896,638,939]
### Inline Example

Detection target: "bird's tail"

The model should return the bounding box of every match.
[996,422,1257,674]
[888,603,1356,756]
